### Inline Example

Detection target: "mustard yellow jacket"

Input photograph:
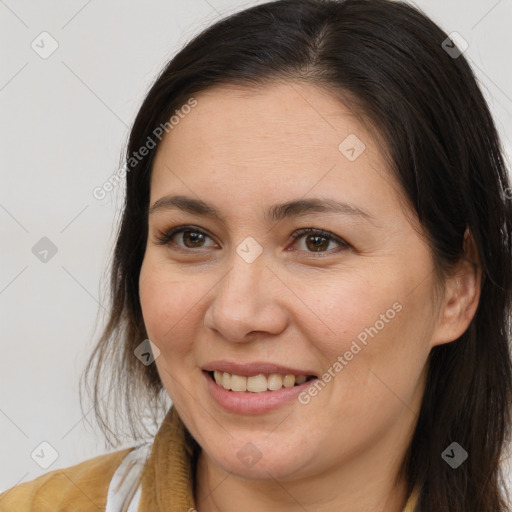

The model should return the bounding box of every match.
[0,406,419,511]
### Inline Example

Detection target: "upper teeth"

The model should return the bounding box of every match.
[213,371,309,392]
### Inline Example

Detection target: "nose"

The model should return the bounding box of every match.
[203,253,288,343]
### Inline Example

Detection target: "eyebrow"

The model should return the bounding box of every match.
[148,195,374,223]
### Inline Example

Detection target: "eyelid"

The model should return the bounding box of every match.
[154,225,351,254]
[290,227,350,249]
[154,225,217,248]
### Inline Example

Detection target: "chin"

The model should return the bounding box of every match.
[205,437,314,481]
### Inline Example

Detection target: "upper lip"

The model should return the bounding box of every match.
[202,361,318,377]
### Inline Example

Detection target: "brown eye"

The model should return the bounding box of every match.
[155,226,217,250]
[181,230,207,248]
[290,228,350,254]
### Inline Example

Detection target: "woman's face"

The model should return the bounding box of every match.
[139,81,445,482]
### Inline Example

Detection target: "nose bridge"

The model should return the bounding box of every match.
[227,253,264,302]
[216,251,267,319]
[204,249,285,340]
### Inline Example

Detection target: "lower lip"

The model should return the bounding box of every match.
[203,371,318,415]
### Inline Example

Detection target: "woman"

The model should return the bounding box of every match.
[1,0,511,510]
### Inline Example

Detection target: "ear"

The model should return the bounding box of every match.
[431,228,482,348]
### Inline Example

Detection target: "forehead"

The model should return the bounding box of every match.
[149,81,400,217]
[160,81,370,159]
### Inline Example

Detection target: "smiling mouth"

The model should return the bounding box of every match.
[207,370,317,393]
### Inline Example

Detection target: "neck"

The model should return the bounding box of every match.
[194,442,410,512]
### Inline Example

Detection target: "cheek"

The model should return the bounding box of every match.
[295,266,433,390]
[139,258,198,350]
[139,258,205,402]
[139,245,434,370]
[289,270,406,357]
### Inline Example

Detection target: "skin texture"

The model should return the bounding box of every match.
[138,81,481,512]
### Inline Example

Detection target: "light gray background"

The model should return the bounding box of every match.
[1,0,511,494]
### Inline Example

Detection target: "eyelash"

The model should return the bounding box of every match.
[155,225,351,256]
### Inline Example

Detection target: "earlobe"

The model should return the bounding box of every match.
[431,229,482,347]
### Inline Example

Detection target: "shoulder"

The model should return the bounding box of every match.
[0,446,134,512]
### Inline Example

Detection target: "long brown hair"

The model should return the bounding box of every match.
[81,1,512,509]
